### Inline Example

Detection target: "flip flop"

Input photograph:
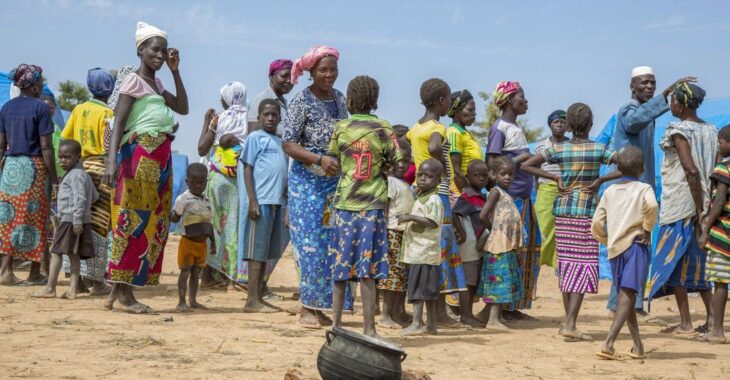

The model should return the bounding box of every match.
[296,319,322,330]
[626,348,646,360]
[22,278,49,286]
[563,332,593,342]
[1,279,26,287]
[693,334,728,344]
[114,303,157,315]
[595,351,626,361]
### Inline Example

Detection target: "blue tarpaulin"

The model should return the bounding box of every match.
[170,152,189,234]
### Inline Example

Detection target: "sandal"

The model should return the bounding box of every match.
[595,350,626,361]
[562,331,593,342]
[296,318,322,330]
[626,348,646,359]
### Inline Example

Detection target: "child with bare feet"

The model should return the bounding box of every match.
[240,99,288,313]
[400,159,444,335]
[328,76,400,336]
[476,157,524,331]
[378,144,416,329]
[452,160,490,327]
[32,140,98,300]
[592,146,658,359]
[171,163,215,312]
[698,125,730,344]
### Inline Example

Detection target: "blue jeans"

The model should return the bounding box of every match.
[607,277,645,311]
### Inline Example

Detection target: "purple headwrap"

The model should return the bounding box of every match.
[9,64,43,89]
[269,59,293,77]
[87,68,115,97]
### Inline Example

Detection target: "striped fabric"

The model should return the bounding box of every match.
[541,142,615,217]
[706,159,730,257]
[554,216,599,294]
[706,250,730,284]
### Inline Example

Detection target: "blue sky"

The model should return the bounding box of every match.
[2,1,730,159]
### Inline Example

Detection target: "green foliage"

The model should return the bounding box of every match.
[56,80,90,111]
[469,91,545,145]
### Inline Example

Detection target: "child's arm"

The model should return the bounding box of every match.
[428,132,447,170]
[170,196,185,223]
[521,154,560,183]
[243,164,260,220]
[479,189,501,228]
[700,181,727,247]
[70,174,88,235]
[590,195,609,246]
[397,214,437,229]
[90,178,99,204]
[642,187,659,244]
[452,215,466,244]
[583,170,622,195]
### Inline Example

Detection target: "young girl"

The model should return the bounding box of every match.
[699,125,730,344]
[328,76,400,337]
[378,144,416,329]
[406,78,468,327]
[522,103,619,341]
[477,156,524,330]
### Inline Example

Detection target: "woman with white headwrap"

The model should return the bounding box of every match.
[101,21,188,313]
[197,81,249,287]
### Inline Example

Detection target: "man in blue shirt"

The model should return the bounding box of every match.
[608,66,696,320]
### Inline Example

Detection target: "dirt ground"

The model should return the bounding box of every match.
[1,235,729,380]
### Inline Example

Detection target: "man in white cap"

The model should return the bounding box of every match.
[607,67,696,320]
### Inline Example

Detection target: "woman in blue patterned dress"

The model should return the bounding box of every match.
[283,45,352,329]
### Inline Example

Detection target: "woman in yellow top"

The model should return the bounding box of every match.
[60,68,115,295]
[446,89,482,195]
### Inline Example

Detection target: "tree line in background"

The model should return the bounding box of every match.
[55,81,545,143]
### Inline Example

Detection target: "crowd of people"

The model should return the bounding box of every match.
[0,21,728,361]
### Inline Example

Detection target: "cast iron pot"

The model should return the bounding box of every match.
[317,326,407,380]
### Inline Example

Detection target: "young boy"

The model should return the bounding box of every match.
[171,163,215,312]
[592,146,658,359]
[698,125,730,344]
[452,160,490,327]
[378,144,416,329]
[31,140,98,299]
[400,159,445,335]
[240,99,288,313]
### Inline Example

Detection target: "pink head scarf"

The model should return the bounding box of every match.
[493,81,521,107]
[290,45,340,85]
[269,59,293,77]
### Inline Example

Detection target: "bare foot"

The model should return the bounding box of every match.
[297,310,321,329]
[116,302,152,314]
[89,284,112,296]
[189,300,208,310]
[25,274,48,286]
[393,314,413,327]
[60,290,77,300]
[486,318,510,331]
[475,307,489,324]
[316,311,333,326]
[401,324,426,336]
[425,327,438,335]
[177,302,191,313]
[30,288,56,298]
[661,324,695,335]
[378,317,402,329]
[243,300,279,313]
[436,313,461,328]
[0,274,23,286]
[461,317,485,328]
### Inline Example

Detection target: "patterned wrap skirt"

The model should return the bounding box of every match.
[511,196,541,308]
[205,170,240,282]
[649,217,711,302]
[288,161,352,311]
[706,250,730,284]
[438,194,467,293]
[107,135,172,286]
[329,209,389,281]
[555,216,599,294]
[535,182,558,268]
[377,229,408,292]
[0,156,49,261]
[62,156,111,281]
[478,251,523,304]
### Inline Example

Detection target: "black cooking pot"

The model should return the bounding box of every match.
[317,327,407,380]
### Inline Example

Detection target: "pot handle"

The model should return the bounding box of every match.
[325,330,335,345]
[400,352,408,362]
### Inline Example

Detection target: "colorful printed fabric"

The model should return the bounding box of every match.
[61,99,113,159]
[62,157,112,281]
[648,217,711,302]
[439,223,468,293]
[542,142,615,217]
[328,114,401,211]
[329,209,389,280]
[108,135,172,286]
[511,196,541,310]
[452,191,487,243]
[492,81,520,107]
[283,87,347,156]
[673,82,706,109]
[9,63,42,89]
[705,159,730,257]
[482,187,523,254]
[0,156,49,261]
[533,137,562,184]
[555,216,599,294]
[205,171,240,282]
[288,162,352,310]
[377,229,408,291]
[706,250,730,284]
[209,144,242,177]
[535,181,559,267]
[478,251,523,304]
[291,45,339,85]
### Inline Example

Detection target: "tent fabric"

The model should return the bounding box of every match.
[170,152,190,234]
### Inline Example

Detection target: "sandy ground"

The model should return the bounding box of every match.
[1,235,729,380]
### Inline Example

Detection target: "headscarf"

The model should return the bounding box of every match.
[547,110,566,125]
[673,82,706,109]
[135,21,167,49]
[9,64,43,89]
[492,81,521,108]
[269,59,293,77]
[447,89,474,118]
[290,45,339,85]
[107,65,135,110]
[87,68,115,97]
[216,81,248,144]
